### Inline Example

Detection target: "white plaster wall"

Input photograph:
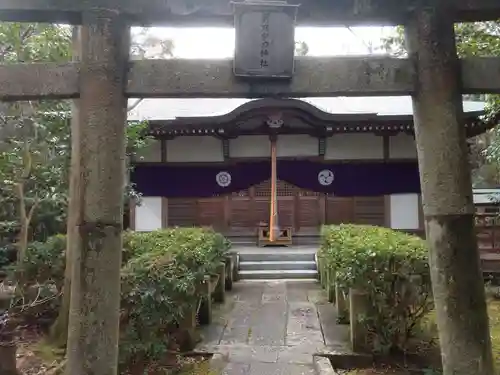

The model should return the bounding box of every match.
[390,194,420,230]
[325,134,383,160]
[166,136,223,162]
[135,139,162,162]
[229,135,270,158]
[277,135,318,157]
[389,134,418,159]
[135,197,162,231]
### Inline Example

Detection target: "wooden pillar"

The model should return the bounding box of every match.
[269,136,278,242]
[129,199,136,230]
[66,9,129,375]
[161,197,169,228]
[405,5,494,375]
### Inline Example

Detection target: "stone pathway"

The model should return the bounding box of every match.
[196,280,350,375]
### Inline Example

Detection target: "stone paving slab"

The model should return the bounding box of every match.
[286,302,324,347]
[248,362,316,375]
[316,303,350,351]
[197,280,351,375]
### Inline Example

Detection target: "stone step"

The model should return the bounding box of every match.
[227,236,320,246]
[240,260,317,271]
[239,269,318,280]
[239,251,316,263]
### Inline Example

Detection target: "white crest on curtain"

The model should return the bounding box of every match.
[318,169,334,186]
[216,171,232,187]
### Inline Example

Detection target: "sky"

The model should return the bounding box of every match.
[127,26,486,118]
[132,26,397,58]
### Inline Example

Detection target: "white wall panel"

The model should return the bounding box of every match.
[325,134,383,160]
[389,133,418,159]
[135,139,162,162]
[277,135,318,157]
[229,135,270,158]
[390,194,420,230]
[167,136,223,162]
[135,197,162,231]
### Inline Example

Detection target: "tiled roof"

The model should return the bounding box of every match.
[127,96,486,121]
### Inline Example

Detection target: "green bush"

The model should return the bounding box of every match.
[120,227,230,368]
[319,224,433,354]
[0,244,16,273]
[16,234,67,287]
[5,235,67,326]
[6,228,231,368]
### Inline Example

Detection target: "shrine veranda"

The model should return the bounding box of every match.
[128,97,496,239]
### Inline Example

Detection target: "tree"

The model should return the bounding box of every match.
[383,22,500,187]
[383,21,500,374]
[0,23,72,265]
[49,27,168,348]
[0,22,164,347]
[295,41,309,56]
[130,27,175,59]
[0,104,70,264]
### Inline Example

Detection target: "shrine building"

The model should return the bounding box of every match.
[128,96,494,243]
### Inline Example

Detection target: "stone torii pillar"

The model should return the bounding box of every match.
[405,4,494,375]
[66,9,129,375]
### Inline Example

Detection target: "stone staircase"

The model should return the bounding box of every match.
[237,247,318,280]
[228,235,320,247]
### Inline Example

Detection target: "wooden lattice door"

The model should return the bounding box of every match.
[297,190,323,231]
[253,179,295,228]
[230,188,254,232]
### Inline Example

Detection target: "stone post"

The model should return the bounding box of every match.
[349,288,370,353]
[214,262,226,303]
[0,339,18,375]
[0,293,17,375]
[335,284,349,324]
[326,269,336,303]
[225,255,233,291]
[321,265,328,290]
[232,253,239,282]
[179,306,197,351]
[0,294,10,311]
[198,276,212,325]
[405,5,494,375]
[66,9,130,375]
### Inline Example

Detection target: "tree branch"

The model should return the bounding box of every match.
[16,183,27,221]
[0,24,36,62]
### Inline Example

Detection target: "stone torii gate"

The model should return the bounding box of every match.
[1,1,500,375]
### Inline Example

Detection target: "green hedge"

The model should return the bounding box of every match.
[318,224,433,354]
[18,234,67,287]
[120,228,231,368]
[11,227,231,370]
[5,235,67,325]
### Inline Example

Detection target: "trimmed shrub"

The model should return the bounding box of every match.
[16,235,67,287]
[4,235,66,326]
[6,227,231,368]
[120,227,231,368]
[319,224,433,354]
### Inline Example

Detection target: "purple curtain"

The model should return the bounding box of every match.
[132,161,270,198]
[131,160,421,198]
[277,160,420,196]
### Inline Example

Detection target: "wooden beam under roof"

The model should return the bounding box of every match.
[1,57,500,101]
[0,0,499,26]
